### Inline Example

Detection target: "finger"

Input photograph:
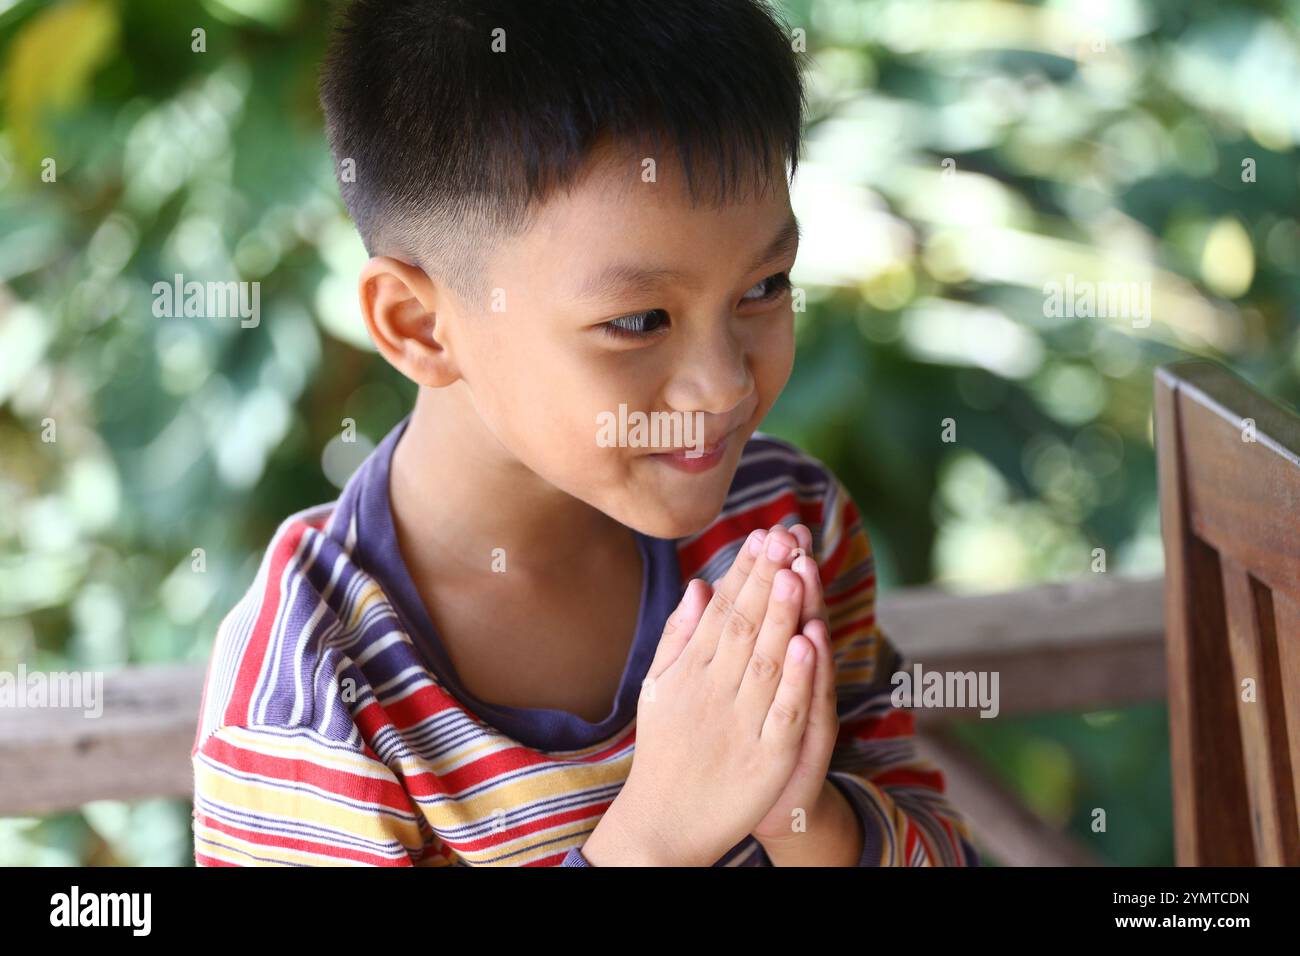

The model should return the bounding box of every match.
[690,526,777,662]
[710,526,767,585]
[791,551,826,630]
[800,618,839,752]
[702,525,798,670]
[759,633,816,748]
[781,620,839,783]
[776,622,840,803]
[646,577,711,683]
[790,522,813,555]
[730,567,804,710]
[693,528,766,634]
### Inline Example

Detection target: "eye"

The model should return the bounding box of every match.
[742,271,793,303]
[601,309,670,340]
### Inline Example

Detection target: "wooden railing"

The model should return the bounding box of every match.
[0,572,1167,866]
[889,573,1166,866]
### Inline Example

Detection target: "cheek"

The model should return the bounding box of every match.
[751,315,796,400]
[461,331,592,471]
[519,364,645,476]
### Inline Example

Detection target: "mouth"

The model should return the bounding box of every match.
[647,427,737,474]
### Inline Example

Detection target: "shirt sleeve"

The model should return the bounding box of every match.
[560,847,592,866]
[815,473,980,867]
[192,723,445,866]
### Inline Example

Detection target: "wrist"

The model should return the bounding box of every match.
[582,783,702,866]
[758,779,863,866]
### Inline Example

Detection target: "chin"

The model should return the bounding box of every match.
[619,492,729,540]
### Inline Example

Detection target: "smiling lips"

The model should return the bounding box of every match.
[648,430,733,473]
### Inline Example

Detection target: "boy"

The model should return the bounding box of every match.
[191,0,979,867]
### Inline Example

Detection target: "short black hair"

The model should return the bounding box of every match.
[318,0,807,308]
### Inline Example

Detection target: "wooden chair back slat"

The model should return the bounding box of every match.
[1155,360,1300,866]
[1218,555,1300,865]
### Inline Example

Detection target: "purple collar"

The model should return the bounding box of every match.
[338,415,683,752]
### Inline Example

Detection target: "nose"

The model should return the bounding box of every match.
[662,317,753,418]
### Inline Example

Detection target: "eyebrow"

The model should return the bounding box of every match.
[574,212,801,302]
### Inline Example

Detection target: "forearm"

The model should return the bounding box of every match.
[757,778,864,866]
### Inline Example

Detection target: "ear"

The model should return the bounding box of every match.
[358,256,460,387]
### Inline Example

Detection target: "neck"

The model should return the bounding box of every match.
[389,384,631,577]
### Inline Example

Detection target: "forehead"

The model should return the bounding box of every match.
[568,133,790,223]
[522,138,796,296]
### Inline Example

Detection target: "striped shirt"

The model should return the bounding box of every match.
[191,417,979,866]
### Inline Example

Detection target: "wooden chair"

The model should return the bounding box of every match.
[1155,360,1300,866]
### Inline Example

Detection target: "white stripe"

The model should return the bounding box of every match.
[255,527,324,724]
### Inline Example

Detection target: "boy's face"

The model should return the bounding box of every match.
[439,143,798,540]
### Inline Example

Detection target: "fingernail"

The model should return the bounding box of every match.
[774,571,796,600]
[747,529,767,556]
[792,555,807,575]
[789,638,811,663]
[766,534,790,562]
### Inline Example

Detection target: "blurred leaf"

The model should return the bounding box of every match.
[4,0,118,167]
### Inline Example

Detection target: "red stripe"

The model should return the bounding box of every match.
[433,729,634,793]
[830,616,876,639]
[839,705,914,747]
[534,850,571,867]
[826,573,875,606]
[872,766,945,792]
[194,852,236,867]
[820,496,862,582]
[199,732,415,814]
[913,821,943,865]
[902,819,918,862]
[676,491,825,580]
[820,526,853,582]
[936,816,957,860]
[383,722,636,797]
[356,684,464,760]
[677,497,793,579]
[196,813,412,866]
[454,800,614,857]
[223,521,311,726]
